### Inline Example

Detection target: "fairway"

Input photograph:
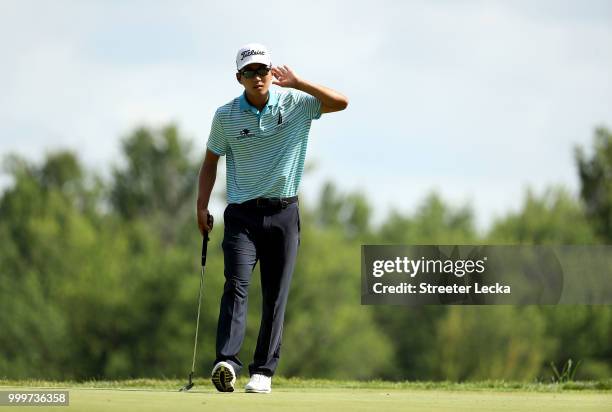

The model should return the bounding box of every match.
[1,383,610,412]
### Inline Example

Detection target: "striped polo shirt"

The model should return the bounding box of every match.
[207,87,321,204]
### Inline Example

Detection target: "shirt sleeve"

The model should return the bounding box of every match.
[293,89,322,120]
[206,109,227,156]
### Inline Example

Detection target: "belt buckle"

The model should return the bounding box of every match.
[255,197,287,209]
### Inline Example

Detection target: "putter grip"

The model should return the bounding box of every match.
[201,231,209,267]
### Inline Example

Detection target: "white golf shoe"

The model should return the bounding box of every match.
[245,374,272,393]
[211,361,236,392]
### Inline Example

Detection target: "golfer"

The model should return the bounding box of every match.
[196,43,348,393]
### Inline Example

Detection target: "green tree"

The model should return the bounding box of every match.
[0,147,213,380]
[3,123,612,383]
[370,194,477,380]
[0,152,97,378]
[378,192,477,244]
[487,187,595,244]
[433,307,552,381]
[110,125,198,244]
[314,181,373,239]
[539,306,612,380]
[575,126,612,242]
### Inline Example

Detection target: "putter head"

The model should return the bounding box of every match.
[179,372,194,392]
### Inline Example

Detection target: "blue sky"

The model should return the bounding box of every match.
[1,0,611,231]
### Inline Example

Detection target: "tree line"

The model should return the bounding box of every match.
[0,125,610,381]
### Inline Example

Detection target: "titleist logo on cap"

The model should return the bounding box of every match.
[240,49,266,60]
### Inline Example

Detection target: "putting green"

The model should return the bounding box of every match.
[1,386,610,412]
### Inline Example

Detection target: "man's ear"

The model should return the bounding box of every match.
[236,72,242,85]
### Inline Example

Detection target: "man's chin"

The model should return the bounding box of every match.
[252,87,269,95]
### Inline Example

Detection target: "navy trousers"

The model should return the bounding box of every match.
[213,200,300,377]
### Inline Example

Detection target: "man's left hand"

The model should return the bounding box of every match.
[272,65,301,88]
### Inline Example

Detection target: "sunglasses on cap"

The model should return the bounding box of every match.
[239,66,271,79]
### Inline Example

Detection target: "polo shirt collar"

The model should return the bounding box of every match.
[239,89,279,114]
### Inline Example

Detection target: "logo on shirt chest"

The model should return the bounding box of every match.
[236,113,291,139]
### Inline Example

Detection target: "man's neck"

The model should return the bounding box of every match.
[244,91,269,112]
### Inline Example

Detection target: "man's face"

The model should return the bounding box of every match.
[236,63,273,97]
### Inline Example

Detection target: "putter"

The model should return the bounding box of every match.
[179,219,211,392]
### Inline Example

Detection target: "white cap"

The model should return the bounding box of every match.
[235,43,271,71]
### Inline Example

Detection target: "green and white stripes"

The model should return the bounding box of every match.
[207,88,321,204]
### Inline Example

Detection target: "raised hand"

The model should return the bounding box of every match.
[272,65,301,88]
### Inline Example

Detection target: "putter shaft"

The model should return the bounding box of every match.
[180,231,210,391]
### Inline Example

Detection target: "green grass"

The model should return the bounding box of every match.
[2,377,611,392]
[1,378,610,412]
